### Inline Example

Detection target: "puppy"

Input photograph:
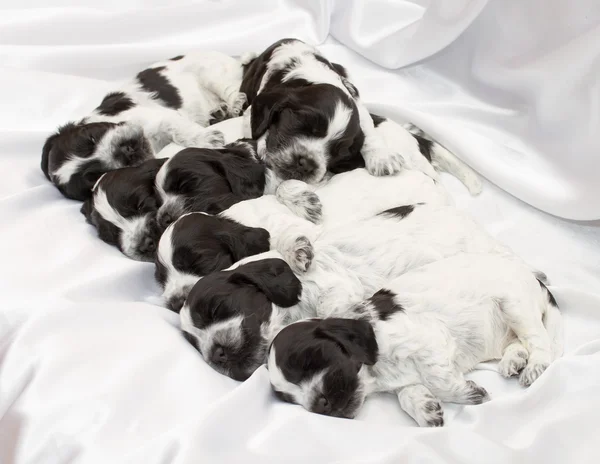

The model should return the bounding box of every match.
[268,254,563,425]
[81,158,166,262]
[180,202,538,381]
[42,51,247,200]
[154,140,270,230]
[157,168,449,311]
[241,38,406,183]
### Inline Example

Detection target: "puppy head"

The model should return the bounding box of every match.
[268,318,378,419]
[154,146,255,230]
[180,258,302,381]
[155,213,271,312]
[251,83,365,184]
[80,158,166,261]
[42,120,154,200]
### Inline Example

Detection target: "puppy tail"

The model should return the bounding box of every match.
[275,180,323,224]
[538,280,564,360]
[401,123,483,196]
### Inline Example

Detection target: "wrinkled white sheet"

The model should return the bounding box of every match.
[1,1,600,463]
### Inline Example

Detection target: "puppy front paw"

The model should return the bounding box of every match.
[519,361,549,387]
[363,145,405,176]
[198,129,225,148]
[416,400,444,427]
[228,92,248,117]
[498,349,528,378]
[276,180,322,224]
[285,236,314,273]
[464,380,490,404]
[209,103,230,125]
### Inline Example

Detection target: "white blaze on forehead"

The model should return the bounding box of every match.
[93,187,153,259]
[157,220,201,303]
[326,101,353,141]
[92,173,107,192]
[268,346,328,411]
[154,155,171,198]
[258,41,349,97]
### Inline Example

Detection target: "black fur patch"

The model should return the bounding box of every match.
[415,135,433,163]
[370,113,387,128]
[537,279,559,307]
[96,91,136,116]
[170,55,184,61]
[378,204,419,219]
[137,66,182,109]
[369,289,403,321]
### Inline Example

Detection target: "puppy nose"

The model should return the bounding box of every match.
[121,144,136,156]
[159,212,174,230]
[168,296,186,313]
[295,156,316,176]
[313,396,331,415]
[211,346,227,365]
[139,236,156,254]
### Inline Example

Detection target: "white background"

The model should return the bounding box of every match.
[0,1,599,463]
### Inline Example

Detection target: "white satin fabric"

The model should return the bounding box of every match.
[1,1,600,463]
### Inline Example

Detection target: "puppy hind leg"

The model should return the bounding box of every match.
[426,370,490,405]
[498,337,529,378]
[499,299,552,387]
[397,384,444,427]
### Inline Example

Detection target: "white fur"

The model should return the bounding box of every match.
[93,187,154,260]
[269,254,562,426]
[55,52,246,184]
[251,39,406,178]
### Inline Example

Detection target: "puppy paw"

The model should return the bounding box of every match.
[286,236,314,273]
[498,352,527,378]
[364,146,405,176]
[228,92,248,117]
[209,103,230,125]
[464,380,490,404]
[416,400,444,427]
[198,129,225,148]
[519,361,549,387]
[276,180,322,224]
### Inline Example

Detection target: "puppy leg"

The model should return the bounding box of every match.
[277,235,314,274]
[356,103,405,176]
[498,337,529,378]
[164,117,225,148]
[426,370,490,405]
[275,180,322,224]
[499,298,553,386]
[397,384,444,427]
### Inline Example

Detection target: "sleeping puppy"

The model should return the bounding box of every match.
[154,140,269,230]
[240,38,406,183]
[179,202,535,381]
[81,158,166,262]
[267,254,563,425]
[157,168,450,311]
[42,51,247,200]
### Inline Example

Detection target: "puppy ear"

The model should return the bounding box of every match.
[314,318,378,366]
[216,225,270,262]
[228,258,302,307]
[251,90,290,139]
[41,132,60,180]
[80,198,94,224]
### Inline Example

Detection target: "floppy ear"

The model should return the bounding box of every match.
[228,258,302,307]
[80,198,94,224]
[41,133,58,180]
[216,225,270,262]
[251,89,290,139]
[314,318,378,366]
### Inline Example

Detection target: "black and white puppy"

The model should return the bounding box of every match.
[154,140,277,230]
[240,38,406,183]
[181,257,303,381]
[42,52,247,200]
[157,168,449,311]
[268,254,563,425]
[180,201,542,381]
[81,158,166,262]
